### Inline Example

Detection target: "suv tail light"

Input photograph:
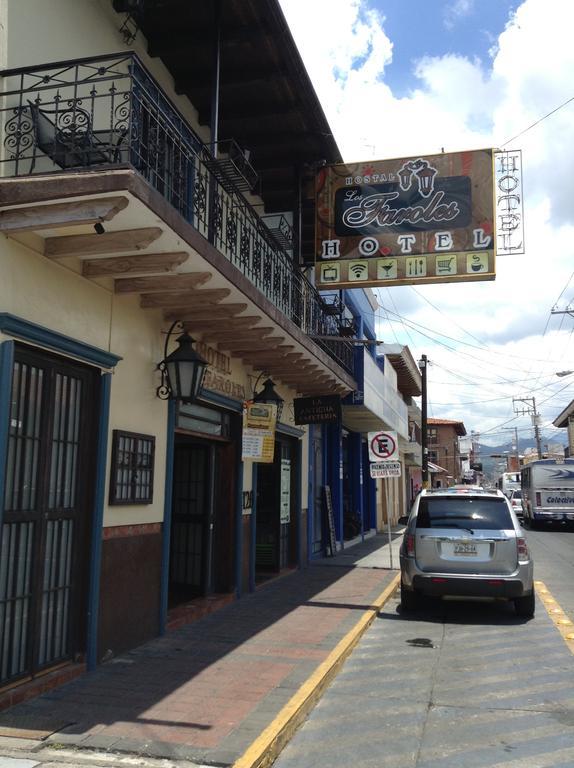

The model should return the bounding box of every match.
[517,537,529,560]
[406,533,415,556]
[536,492,541,506]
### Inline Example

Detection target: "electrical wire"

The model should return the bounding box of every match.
[500,94,574,147]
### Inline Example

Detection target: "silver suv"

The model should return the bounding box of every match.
[399,487,534,617]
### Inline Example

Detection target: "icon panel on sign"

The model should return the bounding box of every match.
[466,253,489,273]
[377,259,398,280]
[320,263,341,283]
[435,255,457,275]
[406,256,427,277]
[348,260,369,282]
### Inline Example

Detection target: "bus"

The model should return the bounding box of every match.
[496,471,520,498]
[521,459,574,527]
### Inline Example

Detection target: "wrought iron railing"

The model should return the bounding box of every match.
[0,53,353,374]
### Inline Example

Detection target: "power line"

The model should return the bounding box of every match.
[500,94,574,147]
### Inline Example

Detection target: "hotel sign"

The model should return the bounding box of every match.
[315,148,496,289]
[494,149,524,255]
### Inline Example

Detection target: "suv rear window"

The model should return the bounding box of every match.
[416,496,513,530]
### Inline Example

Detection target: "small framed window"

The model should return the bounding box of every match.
[109,430,155,505]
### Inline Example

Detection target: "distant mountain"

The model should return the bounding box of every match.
[475,436,568,480]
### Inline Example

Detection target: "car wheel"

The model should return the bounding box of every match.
[401,581,420,611]
[514,591,535,618]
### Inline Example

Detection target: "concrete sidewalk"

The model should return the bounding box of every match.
[0,533,402,768]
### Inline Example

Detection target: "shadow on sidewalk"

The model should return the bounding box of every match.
[0,539,397,759]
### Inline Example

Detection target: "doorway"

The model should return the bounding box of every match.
[168,412,237,607]
[169,440,214,601]
[255,436,298,579]
[1,346,97,686]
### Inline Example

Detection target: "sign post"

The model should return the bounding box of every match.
[368,431,401,566]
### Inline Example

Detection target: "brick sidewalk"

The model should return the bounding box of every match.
[0,536,399,766]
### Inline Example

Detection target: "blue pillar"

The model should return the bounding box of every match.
[249,462,258,592]
[350,432,364,540]
[159,399,176,635]
[364,441,377,530]
[327,422,343,547]
[295,437,303,568]
[0,341,14,538]
[87,372,112,671]
[306,424,314,564]
[234,451,244,599]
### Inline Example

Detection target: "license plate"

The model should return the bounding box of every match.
[453,542,477,556]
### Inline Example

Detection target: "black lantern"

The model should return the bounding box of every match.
[253,377,284,421]
[157,327,208,403]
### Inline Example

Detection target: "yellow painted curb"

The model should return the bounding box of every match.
[232,572,401,768]
[535,580,574,654]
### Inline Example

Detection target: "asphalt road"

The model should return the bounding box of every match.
[526,523,574,617]
[273,527,574,768]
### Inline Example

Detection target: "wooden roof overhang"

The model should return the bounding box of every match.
[382,345,423,398]
[113,0,343,214]
[0,170,355,397]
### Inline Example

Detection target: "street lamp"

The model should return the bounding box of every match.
[156,323,208,403]
[253,377,284,421]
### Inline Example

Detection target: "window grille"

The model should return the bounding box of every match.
[109,430,155,505]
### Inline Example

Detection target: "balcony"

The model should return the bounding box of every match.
[342,348,408,437]
[0,53,353,381]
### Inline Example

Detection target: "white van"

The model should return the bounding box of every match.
[497,471,520,498]
[521,459,574,527]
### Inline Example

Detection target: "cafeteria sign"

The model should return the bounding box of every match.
[294,395,341,425]
[315,148,496,289]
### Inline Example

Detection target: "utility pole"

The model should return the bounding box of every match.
[419,355,429,488]
[513,397,542,459]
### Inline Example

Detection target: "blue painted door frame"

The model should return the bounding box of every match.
[350,432,364,539]
[326,422,343,546]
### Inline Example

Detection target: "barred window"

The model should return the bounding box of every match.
[109,430,155,505]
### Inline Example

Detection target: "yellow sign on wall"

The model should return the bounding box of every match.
[241,402,277,463]
[315,148,496,289]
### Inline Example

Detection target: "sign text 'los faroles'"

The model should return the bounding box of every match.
[315,148,496,289]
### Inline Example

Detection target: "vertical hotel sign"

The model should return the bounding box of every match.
[315,148,496,289]
[494,149,524,255]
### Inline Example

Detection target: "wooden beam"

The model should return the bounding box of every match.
[164,304,248,321]
[237,345,295,360]
[114,272,212,294]
[241,347,297,360]
[183,315,263,331]
[200,327,274,343]
[222,337,286,351]
[279,371,327,381]
[140,288,231,308]
[45,227,163,258]
[84,251,189,278]
[0,196,129,233]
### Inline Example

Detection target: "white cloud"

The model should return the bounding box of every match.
[443,0,475,30]
[279,0,574,446]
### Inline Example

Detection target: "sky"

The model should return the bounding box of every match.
[279,0,574,450]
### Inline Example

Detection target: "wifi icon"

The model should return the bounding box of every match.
[348,261,369,281]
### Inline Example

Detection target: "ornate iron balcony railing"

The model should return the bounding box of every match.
[0,52,353,374]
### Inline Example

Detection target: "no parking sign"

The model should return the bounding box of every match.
[368,431,398,463]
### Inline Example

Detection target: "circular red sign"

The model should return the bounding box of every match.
[370,432,396,459]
